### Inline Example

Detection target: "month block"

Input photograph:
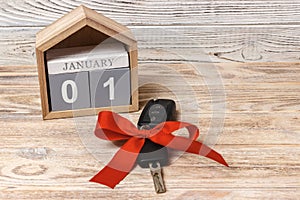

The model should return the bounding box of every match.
[89,68,131,108]
[48,72,91,111]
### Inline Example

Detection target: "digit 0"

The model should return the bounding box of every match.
[61,80,78,103]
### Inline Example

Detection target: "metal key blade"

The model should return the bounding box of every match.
[149,162,166,194]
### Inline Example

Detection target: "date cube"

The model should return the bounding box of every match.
[48,72,91,111]
[89,68,131,108]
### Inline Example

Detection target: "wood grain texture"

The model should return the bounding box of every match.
[0,1,299,64]
[0,63,299,199]
[0,26,299,66]
[0,0,299,26]
[0,0,300,199]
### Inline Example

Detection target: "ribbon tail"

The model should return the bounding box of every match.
[90,165,129,189]
[191,141,229,167]
[151,135,229,167]
[90,138,145,188]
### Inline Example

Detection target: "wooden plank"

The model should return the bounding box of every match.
[1,82,300,116]
[0,142,299,190]
[2,63,300,85]
[0,113,299,145]
[1,63,299,116]
[0,26,299,65]
[0,0,299,26]
[0,189,299,200]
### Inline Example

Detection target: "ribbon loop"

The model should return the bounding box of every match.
[90,111,228,188]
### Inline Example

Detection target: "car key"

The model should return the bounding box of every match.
[136,99,176,193]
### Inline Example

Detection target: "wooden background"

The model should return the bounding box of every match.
[0,0,299,199]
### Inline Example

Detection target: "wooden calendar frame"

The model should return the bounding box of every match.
[36,5,138,120]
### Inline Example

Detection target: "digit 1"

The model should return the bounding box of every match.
[61,80,78,103]
[103,77,115,100]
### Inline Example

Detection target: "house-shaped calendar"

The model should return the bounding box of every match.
[36,5,138,120]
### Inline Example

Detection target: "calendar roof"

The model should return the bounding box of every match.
[36,5,136,51]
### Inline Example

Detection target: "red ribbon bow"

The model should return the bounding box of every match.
[90,111,228,188]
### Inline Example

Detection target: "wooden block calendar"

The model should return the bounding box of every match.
[36,5,138,119]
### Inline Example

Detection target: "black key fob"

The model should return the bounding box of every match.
[137,99,176,168]
[137,99,176,130]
